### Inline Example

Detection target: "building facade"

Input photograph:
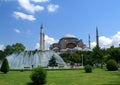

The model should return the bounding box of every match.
[39,25,99,52]
[50,34,89,52]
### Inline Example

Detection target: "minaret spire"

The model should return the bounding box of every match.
[40,24,44,51]
[88,34,91,49]
[43,33,45,50]
[96,26,99,47]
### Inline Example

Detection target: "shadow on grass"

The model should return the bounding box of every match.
[0,72,8,74]
[27,82,45,85]
[26,82,33,85]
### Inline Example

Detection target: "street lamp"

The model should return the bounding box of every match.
[81,54,84,68]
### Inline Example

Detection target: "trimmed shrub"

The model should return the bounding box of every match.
[84,64,92,73]
[1,58,10,74]
[106,59,118,71]
[30,66,47,85]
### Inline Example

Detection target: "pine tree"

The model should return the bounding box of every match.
[48,55,58,68]
[1,58,10,74]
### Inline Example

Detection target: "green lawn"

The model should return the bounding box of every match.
[0,68,120,85]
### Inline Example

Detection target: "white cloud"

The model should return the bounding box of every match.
[0,44,4,50]
[32,0,50,3]
[45,35,58,45]
[91,42,96,48]
[18,0,44,13]
[47,4,59,12]
[91,31,120,48]
[13,11,36,21]
[112,32,120,47]
[14,29,21,34]
[45,35,58,50]
[35,43,40,50]
[35,35,58,50]
[99,36,112,47]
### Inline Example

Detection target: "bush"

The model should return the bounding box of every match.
[106,59,118,71]
[1,58,10,74]
[30,66,47,85]
[84,64,92,73]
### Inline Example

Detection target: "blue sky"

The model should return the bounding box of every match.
[0,0,120,50]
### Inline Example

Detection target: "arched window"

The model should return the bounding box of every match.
[66,43,76,48]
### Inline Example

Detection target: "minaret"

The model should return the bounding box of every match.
[40,24,44,51]
[96,26,99,47]
[88,34,91,49]
[43,33,45,50]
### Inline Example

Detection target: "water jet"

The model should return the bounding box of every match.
[7,50,66,69]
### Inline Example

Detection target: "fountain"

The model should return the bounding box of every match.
[7,50,66,69]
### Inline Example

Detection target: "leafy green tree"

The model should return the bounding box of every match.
[4,45,13,56]
[48,55,58,68]
[4,43,25,56]
[12,43,25,52]
[1,58,10,74]
[92,46,104,68]
[60,51,93,67]
[0,50,5,60]
[107,46,120,63]
[103,54,111,63]
[81,51,93,66]
[60,52,70,63]
[69,53,81,66]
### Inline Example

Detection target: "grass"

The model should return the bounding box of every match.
[0,68,120,85]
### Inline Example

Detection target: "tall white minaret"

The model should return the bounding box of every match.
[43,33,45,50]
[96,26,99,47]
[40,24,44,51]
[88,34,91,49]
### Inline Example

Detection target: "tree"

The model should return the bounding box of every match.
[92,46,104,68]
[81,51,93,66]
[4,43,25,56]
[60,52,70,63]
[103,54,111,63]
[69,53,81,67]
[48,55,58,68]
[0,50,5,60]
[12,43,25,52]
[60,51,93,66]
[107,46,120,63]
[4,45,13,56]
[1,58,10,74]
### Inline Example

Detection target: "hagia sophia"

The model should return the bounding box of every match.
[40,25,99,52]
[49,34,89,52]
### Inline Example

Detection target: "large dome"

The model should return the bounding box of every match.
[63,34,76,38]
